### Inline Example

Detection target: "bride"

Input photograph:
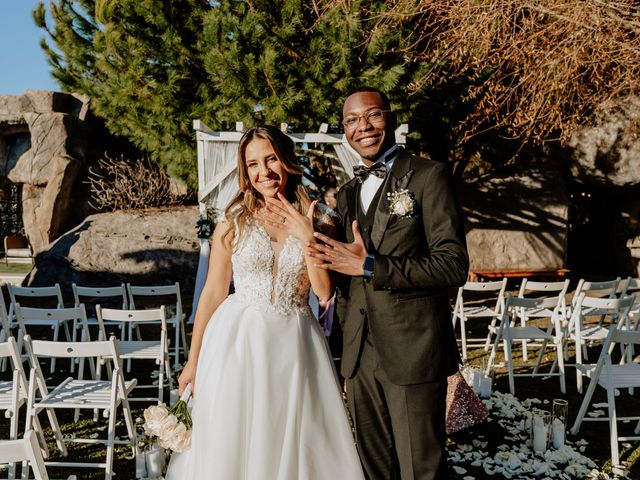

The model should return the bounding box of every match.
[165,125,364,479]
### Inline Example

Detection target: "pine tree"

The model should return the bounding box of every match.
[35,0,212,187]
[35,1,446,189]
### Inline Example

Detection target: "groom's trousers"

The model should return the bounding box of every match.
[346,325,448,480]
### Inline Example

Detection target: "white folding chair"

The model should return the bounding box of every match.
[15,305,95,380]
[0,336,28,479]
[96,306,173,403]
[516,279,570,361]
[71,283,129,346]
[0,288,13,372]
[620,277,640,330]
[23,335,137,480]
[0,431,49,480]
[567,294,635,393]
[7,285,70,373]
[486,293,567,394]
[127,283,189,368]
[452,279,507,361]
[570,322,640,467]
[0,285,11,342]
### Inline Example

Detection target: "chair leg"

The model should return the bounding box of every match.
[570,370,599,435]
[174,320,180,368]
[504,337,515,395]
[484,315,498,351]
[485,331,501,377]
[532,339,548,374]
[460,316,468,362]
[105,406,117,480]
[607,383,620,467]
[180,317,189,361]
[520,314,529,362]
[576,339,584,394]
[556,341,566,394]
[50,324,59,373]
[158,364,164,405]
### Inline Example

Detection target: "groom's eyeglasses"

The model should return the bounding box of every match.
[342,109,392,130]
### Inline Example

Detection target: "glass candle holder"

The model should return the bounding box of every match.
[552,399,569,449]
[531,408,551,453]
[479,375,493,399]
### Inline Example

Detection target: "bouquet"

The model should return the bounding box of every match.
[143,384,193,453]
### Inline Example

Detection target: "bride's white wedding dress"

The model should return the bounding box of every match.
[166,223,364,479]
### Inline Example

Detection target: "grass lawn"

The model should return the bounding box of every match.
[0,262,32,274]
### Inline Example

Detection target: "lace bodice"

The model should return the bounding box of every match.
[231,223,312,316]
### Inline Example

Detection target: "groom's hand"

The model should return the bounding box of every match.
[308,220,368,276]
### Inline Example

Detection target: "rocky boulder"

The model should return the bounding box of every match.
[567,95,640,187]
[459,156,569,273]
[27,207,200,297]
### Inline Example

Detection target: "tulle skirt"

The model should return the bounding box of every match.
[165,295,364,479]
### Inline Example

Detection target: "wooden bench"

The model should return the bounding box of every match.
[3,235,33,265]
[469,268,570,282]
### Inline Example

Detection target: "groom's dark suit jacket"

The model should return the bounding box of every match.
[336,149,468,385]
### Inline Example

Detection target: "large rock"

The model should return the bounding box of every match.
[460,156,569,272]
[0,89,135,253]
[27,207,200,296]
[567,95,640,187]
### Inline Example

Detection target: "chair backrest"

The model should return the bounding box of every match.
[0,336,29,394]
[72,283,128,313]
[455,278,507,311]
[14,304,89,337]
[519,279,570,295]
[505,293,560,312]
[572,278,620,306]
[573,293,635,314]
[0,430,49,480]
[7,284,64,310]
[620,277,640,297]
[127,283,182,318]
[97,306,168,328]
[4,235,28,251]
[27,335,119,360]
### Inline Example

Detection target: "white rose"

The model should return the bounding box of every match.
[143,405,169,436]
[158,421,192,452]
[394,195,413,216]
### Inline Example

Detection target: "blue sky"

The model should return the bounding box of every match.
[0,1,59,96]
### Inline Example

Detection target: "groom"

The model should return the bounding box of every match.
[310,87,468,479]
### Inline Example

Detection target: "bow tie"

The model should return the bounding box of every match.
[353,163,387,183]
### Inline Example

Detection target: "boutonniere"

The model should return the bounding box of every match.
[387,188,416,218]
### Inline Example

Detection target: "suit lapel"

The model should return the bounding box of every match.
[370,150,414,250]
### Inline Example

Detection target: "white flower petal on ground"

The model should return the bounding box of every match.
[453,466,467,475]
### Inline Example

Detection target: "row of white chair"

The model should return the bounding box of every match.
[453,276,639,362]
[3,304,173,406]
[0,282,188,369]
[1,334,136,479]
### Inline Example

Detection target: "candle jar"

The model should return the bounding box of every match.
[135,446,147,479]
[145,443,166,479]
[552,399,569,449]
[479,369,494,399]
[531,409,551,453]
[471,367,483,394]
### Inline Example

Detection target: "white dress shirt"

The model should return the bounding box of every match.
[359,145,400,214]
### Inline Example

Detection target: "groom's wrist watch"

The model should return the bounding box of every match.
[363,254,375,279]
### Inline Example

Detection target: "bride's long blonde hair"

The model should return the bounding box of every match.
[224,126,310,247]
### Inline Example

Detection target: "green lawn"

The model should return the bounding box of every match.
[0,261,33,274]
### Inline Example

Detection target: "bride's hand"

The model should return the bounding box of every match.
[263,194,315,243]
[178,360,197,398]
